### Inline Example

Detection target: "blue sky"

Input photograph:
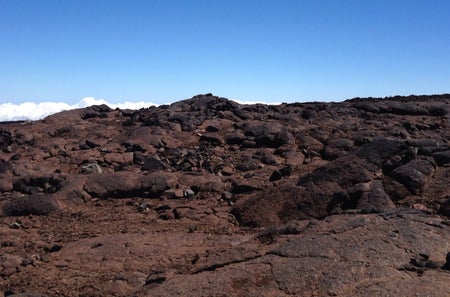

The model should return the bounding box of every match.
[1,0,450,108]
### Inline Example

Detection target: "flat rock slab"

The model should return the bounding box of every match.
[148,212,450,297]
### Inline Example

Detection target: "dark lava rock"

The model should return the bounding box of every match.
[0,159,12,174]
[236,157,261,172]
[356,137,409,168]
[241,122,294,148]
[253,150,278,165]
[269,170,282,181]
[269,166,292,181]
[438,198,450,217]
[232,184,301,227]
[80,104,112,119]
[84,172,167,198]
[225,133,244,145]
[443,252,450,270]
[142,156,166,171]
[390,158,436,194]
[0,128,14,152]
[2,194,59,216]
[199,132,223,145]
[353,180,395,212]
[433,150,450,166]
[298,156,373,189]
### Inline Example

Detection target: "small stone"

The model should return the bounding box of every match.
[21,258,33,266]
[133,151,146,164]
[243,173,254,178]
[1,241,14,247]
[439,198,450,217]
[199,132,223,145]
[81,162,103,174]
[85,139,101,148]
[443,251,450,270]
[10,221,21,229]
[138,202,151,212]
[55,261,69,268]
[419,253,429,261]
[91,242,103,249]
[159,212,175,220]
[279,166,292,176]
[269,170,282,181]
[142,156,166,171]
[410,258,426,267]
[39,255,50,263]
[1,267,19,277]
[174,189,185,198]
[155,204,171,212]
[221,191,233,201]
[115,273,127,281]
[205,125,219,132]
[184,189,195,198]
[44,244,62,253]
[144,269,167,286]
[425,261,440,269]
[222,166,234,176]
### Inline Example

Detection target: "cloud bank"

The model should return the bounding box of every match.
[230,99,281,105]
[0,96,282,122]
[0,97,157,122]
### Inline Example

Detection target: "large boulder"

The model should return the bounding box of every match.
[390,158,436,195]
[1,194,59,216]
[344,180,395,212]
[356,138,409,169]
[298,156,374,189]
[233,156,381,227]
[84,172,168,198]
[240,122,295,148]
[232,184,301,227]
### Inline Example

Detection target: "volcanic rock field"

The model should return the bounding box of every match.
[1,93,450,296]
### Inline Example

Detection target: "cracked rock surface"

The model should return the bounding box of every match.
[1,94,450,296]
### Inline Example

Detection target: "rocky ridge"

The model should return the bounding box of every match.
[0,94,449,296]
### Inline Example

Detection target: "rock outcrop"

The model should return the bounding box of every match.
[0,93,449,296]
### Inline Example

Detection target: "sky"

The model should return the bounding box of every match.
[1,0,450,120]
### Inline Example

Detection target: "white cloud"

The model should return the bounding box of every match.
[73,97,158,110]
[0,97,157,122]
[75,97,110,108]
[230,98,281,105]
[0,102,72,122]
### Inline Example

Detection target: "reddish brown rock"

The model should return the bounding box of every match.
[0,94,449,296]
[84,172,167,198]
[1,194,59,216]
